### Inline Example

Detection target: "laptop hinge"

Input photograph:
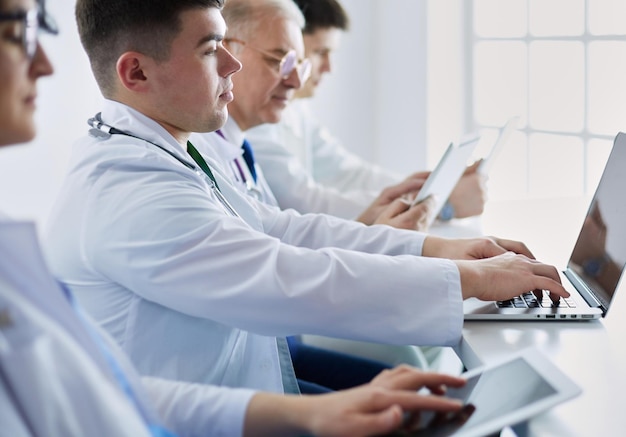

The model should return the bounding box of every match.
[564,269,605,312]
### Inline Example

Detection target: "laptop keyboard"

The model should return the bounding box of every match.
[496,291,577,309]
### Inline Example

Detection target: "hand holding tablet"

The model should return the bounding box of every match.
[387,348,581,437]
[411,134,481,226]
[409,117,519,226]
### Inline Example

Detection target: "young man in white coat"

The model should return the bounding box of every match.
[45,0,568,400]
[0,1,474,436]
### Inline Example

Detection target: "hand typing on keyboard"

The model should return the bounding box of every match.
[421,235,570,303]
[497,291,577,309]
[454,251,570,303]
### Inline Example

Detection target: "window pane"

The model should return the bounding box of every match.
[487,132,528,200]
[529,41,584,132]
[474,42,527,126]
[529,134,584,197]
[529,0,584,36]
[588,41,626,135]
[589,0,626,35]
[586,139,614,194]
[474,0,527,37]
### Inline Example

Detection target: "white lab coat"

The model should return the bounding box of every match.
[247,98,400,218]
[0,219,254,437]
[44,100,463,394]
[191,118,279,207]
[191,126,438,371]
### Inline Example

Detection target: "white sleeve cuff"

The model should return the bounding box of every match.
[141,376,256,437]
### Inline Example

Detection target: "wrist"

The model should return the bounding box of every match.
[244,393,309,437]
[455,260,480,299]
[422,235,448,258]
[293,395,324,436]
[438,201,455,221]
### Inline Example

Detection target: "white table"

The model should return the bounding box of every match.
[452,198,626,436]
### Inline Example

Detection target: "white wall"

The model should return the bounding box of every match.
[426,0,464,167]
[309,0,429,174]
[0,1,434,227]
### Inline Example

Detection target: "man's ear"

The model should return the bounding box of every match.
[116,52,150,92]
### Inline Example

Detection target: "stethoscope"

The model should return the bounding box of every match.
[230,158,264,201]
[87,113,240,217]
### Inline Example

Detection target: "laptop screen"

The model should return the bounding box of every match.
[567,132,626,310]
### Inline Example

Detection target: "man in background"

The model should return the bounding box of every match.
[247,0,486,229]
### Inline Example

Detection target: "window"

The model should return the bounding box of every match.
[467,0,626,200]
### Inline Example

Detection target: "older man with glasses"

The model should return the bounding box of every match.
[188,0,313,206]
[192,0,399,394]
[187,0,433,392]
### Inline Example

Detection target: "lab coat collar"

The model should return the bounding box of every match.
[220,117,246,150]
[200,131,242,163]
[99,99,191,165]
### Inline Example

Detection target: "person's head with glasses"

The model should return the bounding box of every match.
[0,0,56,147]
[222,0,311,131]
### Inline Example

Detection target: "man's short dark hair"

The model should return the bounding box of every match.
[75,0,223,96]
[293,0,349,34]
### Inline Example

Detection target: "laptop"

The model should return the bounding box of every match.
[387,347,581,437]
[465,131,626,320]
[412,134,481,227]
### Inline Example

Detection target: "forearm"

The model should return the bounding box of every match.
[243,393,311,437]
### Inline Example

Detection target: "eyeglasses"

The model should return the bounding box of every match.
[0,7,58,60]
[225,38,312,84]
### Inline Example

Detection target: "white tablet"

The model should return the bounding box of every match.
[392,348,581,437]
[477,116,520,175]
[411,134,480,226]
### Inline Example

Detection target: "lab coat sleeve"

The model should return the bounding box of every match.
[307,120,402,192]
[248,123,377,219]
[72,159,462,345]
[248,101,402,214]
[253,198,425,256]
[141,377,256,437]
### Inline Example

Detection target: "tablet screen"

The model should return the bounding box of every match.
[399,357,558,437]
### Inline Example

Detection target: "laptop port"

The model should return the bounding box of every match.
[571,315,577,318]
[546,314,556,319]
[582,314,594,319]
[560,315,567,318]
